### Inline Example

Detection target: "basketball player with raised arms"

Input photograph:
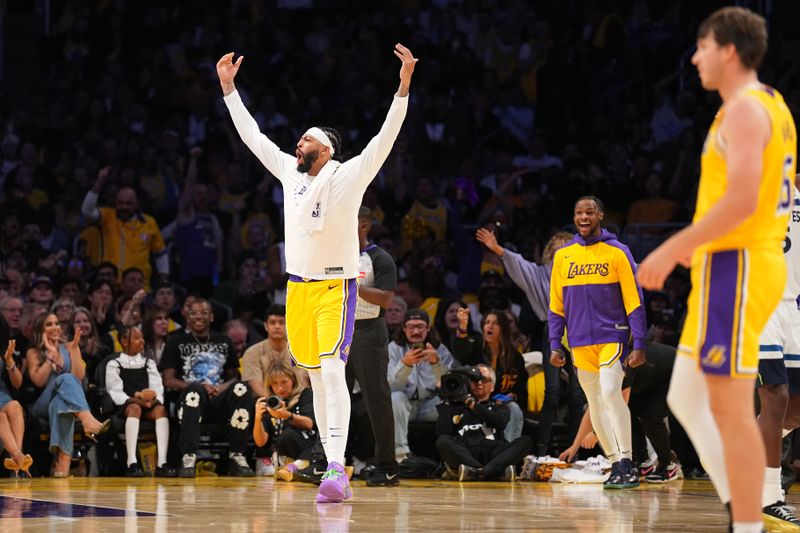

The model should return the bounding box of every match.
[638,7,797,532]
[217,44,417,503]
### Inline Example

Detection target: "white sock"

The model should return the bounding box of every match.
[732,521,763,533]
[667,355,731,503]
[600,362,632,460]
[125,417,140,466]
[578,369,620,461]
[308,369,329,459]
[320,357,350,466]
[155,417,169,467]
[762,466,783,506]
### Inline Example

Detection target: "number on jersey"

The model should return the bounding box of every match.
[778,155,794,215]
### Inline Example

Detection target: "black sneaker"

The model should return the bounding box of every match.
[365,469,400,487]
[126,463,144,477]
[645,467,667,483]
[295,460,327,485]
[458,464,482,482]
[178,453,197,478]
[155,465,177,478]
[228,453,255,477]
[603,461,622,488]
[359,464,376,480]
[763,501,800,529]
[619,458,640,488]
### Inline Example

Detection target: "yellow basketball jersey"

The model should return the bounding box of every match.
[695,84,797,252]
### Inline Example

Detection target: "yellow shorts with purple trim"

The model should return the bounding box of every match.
[571,343,627,373]
[678,248,785,378]
[286,276,358,369]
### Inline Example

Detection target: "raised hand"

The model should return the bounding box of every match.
[43,334,59,356]
[3,340,15,367]
[476,227,504,256]
[92,165,113,193]
[456,307,470,330]
[132,288,147,305]
[393,43,418,96]
[216,52,244,96]
[68,328,83,355]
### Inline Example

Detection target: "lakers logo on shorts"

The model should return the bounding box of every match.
[702,344,728,369]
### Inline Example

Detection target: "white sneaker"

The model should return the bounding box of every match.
[256,457,275,476]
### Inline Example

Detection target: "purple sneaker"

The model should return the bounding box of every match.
[316,462,353,503]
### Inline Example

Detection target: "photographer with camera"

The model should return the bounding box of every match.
[253,361,317,481]
[389,308,454,462]
[436,364,532,481]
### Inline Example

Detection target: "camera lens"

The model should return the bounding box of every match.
[267,396,282,409]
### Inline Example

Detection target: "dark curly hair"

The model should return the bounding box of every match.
[318,127,342,161]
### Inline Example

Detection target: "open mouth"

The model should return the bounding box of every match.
[578,222,591,232]
[296,150,304,166]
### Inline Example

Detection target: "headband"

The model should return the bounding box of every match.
[304,127,335,156]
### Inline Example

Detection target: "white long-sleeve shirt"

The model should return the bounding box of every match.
[105,352,165,406]
[223,90,408,279]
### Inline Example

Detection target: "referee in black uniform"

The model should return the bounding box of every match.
[347,206,399,486]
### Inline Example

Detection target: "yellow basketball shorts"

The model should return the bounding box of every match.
[678,248,785,378]
[285,276,357,369]
[571,343,627,373]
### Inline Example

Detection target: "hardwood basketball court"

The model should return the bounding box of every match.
[0,477,768,531]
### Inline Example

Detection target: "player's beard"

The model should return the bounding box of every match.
[296,149,319,173]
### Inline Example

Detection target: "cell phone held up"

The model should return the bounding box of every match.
[411,342,425,351]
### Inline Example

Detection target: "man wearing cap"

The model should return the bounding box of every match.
[217,44,417,503]
[388,308,453,462]
[28,274,54,308]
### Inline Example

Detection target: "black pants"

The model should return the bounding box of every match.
[436,435,533,479]
[345,319,396,471]
[537,325,584,453]
[178,381,252,455]
[255,427,317,461]
[629,381,671,466]
[347,393,375,462]
[276,426,317,461]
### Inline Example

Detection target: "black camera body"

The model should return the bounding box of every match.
[438,366,483,402]
[266,395,282,409]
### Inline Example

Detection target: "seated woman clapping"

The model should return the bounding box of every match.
[26,312,109,477]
